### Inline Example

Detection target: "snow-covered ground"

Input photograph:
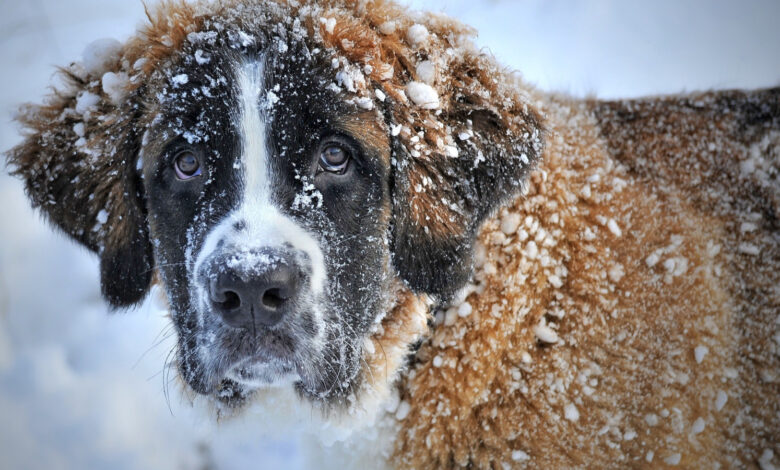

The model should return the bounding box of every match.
[0,1,777,469]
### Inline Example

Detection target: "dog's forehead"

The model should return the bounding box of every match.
[150,48,322,130]
[144,40,388,162]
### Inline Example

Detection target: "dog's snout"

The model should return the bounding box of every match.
[208,250,301,329]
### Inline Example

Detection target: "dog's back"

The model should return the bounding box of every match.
[592,88,779,468]
[396,89,779,469]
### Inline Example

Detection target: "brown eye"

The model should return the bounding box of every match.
[319,145,350,174]
[174,150,201,179]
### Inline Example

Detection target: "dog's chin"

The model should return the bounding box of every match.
[224,356,300,390]
[206,356,303,409]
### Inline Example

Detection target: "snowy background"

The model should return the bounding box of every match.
[0,1,778,469]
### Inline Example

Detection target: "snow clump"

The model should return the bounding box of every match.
[694,345,708,364]
[405,81,440,109]
[378,21,396,35]
[81,38,122,76]
[406,24,429,47]
[75,91,100,116]
[416,60,436,84]
[101,71,129,105]
[171,74,189,87]
[511,450,530,461]
[320,17,337,34]
[715,390,728,411]
[607,218,622,237]
[664,453,682,466]
[691,417,705,434]
[194,49,211,65]
[533,320,559,344]
[758,450,776,470]
[564,403,580,422]
[72,122,85,137]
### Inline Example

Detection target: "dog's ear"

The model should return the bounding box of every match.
[388,83,543,298]
[381,34,544,299]
[6,43,153,308]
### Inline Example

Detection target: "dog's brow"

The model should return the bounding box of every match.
[334,111,390,164]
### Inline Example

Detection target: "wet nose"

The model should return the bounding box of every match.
[208,251,301,329]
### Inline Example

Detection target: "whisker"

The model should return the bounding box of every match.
[134,323,176,370]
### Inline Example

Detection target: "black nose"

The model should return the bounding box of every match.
[208,251,301,329]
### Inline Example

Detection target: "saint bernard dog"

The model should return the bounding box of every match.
[6,0,778,468]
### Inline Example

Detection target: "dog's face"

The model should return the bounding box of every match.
[141,38,395,403]
[7,0,543,412]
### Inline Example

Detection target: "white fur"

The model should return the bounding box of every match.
[238,61,270,210]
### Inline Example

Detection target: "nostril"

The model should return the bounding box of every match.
[221,290,241,310]
[261,288,288,310]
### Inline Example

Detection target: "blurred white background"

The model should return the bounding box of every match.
[0,1,778,469]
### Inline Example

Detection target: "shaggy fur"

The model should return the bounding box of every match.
[5,0,778,468]
[397,90,779,468]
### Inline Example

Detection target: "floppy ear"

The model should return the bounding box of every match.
[6,47,153,308]
[388,87,543,298]
[386,52,544,299]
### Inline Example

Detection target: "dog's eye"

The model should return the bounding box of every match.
[174,150,202,180]
[319,145,351,174]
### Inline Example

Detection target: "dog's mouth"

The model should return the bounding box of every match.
[198,320,311,395]
[223,353,299,389]
[182,305,365,407]
[191,335,306,407]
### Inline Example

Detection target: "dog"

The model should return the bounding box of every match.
[6,0,778,468]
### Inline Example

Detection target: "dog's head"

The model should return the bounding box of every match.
[6,0,542,414]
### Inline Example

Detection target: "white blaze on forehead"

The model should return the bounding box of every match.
[237,60,270,204]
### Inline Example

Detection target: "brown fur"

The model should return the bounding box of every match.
[396,92,779,468]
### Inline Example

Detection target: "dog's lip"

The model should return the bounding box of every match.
[222,353,299,388]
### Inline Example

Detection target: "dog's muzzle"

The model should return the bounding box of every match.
[192,238,321,392]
